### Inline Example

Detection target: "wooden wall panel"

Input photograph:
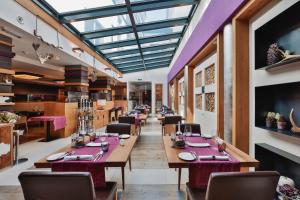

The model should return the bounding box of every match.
[185,65,194,123]
[217,33,224,139]
[0,124,13,169]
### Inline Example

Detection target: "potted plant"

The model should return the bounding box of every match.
[277,115,287,130]
[266,112,276,128]
[0,111,19,124]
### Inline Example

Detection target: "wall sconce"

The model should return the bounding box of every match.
[72,47,84,54]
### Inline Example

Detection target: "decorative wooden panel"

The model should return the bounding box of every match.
[195,71,202,88]
[205,64,215,85]
[205,92,215,112]
[196,94,202,110]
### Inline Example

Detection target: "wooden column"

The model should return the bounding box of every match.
[174,78,179,114]
[217,33,224,138]
[232,0,272,153]
[184,65,194,123]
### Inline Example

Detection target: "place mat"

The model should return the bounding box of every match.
[185,137,240,189]
[51,137,119,188]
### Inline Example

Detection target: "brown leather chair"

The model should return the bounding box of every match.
[118,116,137,135]
[18,171,117,200]
[176,123,201,134]
[163,115,182,136]
[106,123,131,135]
[186,171,280,200]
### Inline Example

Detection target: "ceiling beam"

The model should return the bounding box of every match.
[111,50,174,63]
[82,17,188,39]
[96,33,181,50]
[113,55,173,66]
[106,43,177,58]
[60,0,198,23]
[117,58,172,69]
[121,64,169,73]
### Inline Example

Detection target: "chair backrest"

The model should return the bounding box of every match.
[164,116,182,125]
[18,171,96,200]
[106,123,131,135]
[176,123,201,134]
[205,171,280,200]
[135,108,145,114]
[118,116,135,124]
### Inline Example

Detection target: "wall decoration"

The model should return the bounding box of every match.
[267,43,300,65]
[195,71,202,87]
[205,92,215,112]
[289,108,300,133]
[205,64,215,85]
[196,94,202,110]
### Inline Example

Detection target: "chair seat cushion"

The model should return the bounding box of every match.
[186,183,206,200]
[95,182,117,200]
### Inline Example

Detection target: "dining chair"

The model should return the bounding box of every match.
[176,123,201,135]
[163,115,182,136]
[106,123,131,135]
[18,171,117,200]
[186,171,280,200]
[118,116,138,135]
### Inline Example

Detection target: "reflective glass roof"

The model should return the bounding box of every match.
[33,0,200,73]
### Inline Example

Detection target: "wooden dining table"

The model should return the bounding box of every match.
[34,135,137,190]
[163,136,259,190]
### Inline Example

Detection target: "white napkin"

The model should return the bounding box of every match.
[199,155,229,161]
[191,133,201,137]
[86,142,102,147]
[64,155,93,161]
[187,142,210,147]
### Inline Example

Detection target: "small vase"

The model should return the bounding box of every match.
[266,120,272,128]
[277,122,286,130]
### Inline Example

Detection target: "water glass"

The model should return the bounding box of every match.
[184,125,192,137]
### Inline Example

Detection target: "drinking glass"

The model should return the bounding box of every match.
[184,125,192,137]
[100,133,107,143]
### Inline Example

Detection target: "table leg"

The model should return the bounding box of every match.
[46,121,51,141]
[129,155,132,171]
[121,166,125,190]
[178,168,181,190]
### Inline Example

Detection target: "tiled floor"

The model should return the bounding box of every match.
[0,117,188,200]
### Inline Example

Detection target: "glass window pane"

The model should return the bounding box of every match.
[144,54,173,60]
[134,5,192,24]
[109,53,141,60]
[71,15,131,33]
[101,45,139,54]
[113,58,143,65]
[45,0,125,13]
[143,48,175,55]
[138,26,184,38]
[90,33,136,45]
[141,39,178,48]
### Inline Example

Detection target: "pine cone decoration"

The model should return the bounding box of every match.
[267,43,285,65]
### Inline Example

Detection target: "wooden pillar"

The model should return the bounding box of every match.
[184,65,194,123]
[232,19,250,153]
[174,78,179,114]
[217,33,224,138]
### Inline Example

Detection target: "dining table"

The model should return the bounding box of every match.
[163,135,259,190]
[34,135,137,190]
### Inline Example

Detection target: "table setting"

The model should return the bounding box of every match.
[170,125,240,189]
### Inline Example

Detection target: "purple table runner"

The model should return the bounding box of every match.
[185,137,240,189]
[51,137,119,188]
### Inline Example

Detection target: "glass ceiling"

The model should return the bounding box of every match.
[33,0,200,73]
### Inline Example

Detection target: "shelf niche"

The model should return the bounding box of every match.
[255,1,300,70]
[255,81,300,138]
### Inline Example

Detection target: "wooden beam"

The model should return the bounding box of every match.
[15,0,122,76]
[217,32,224,139]
[231,0,272,153]
[184,65,194,123]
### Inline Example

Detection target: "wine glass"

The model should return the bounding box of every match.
[184,125,192,137]
[100,133,107,143]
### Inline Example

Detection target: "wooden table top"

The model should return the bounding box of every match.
[34,136,137,168]
[163,136,259,168]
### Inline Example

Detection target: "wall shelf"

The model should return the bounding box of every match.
[0,102,15,106]
[257,126,300,139]
[258,57,300,71]
[0,93,14,97]
[0,83,14,86]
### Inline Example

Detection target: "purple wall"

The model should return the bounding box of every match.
[168,0,246,82]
